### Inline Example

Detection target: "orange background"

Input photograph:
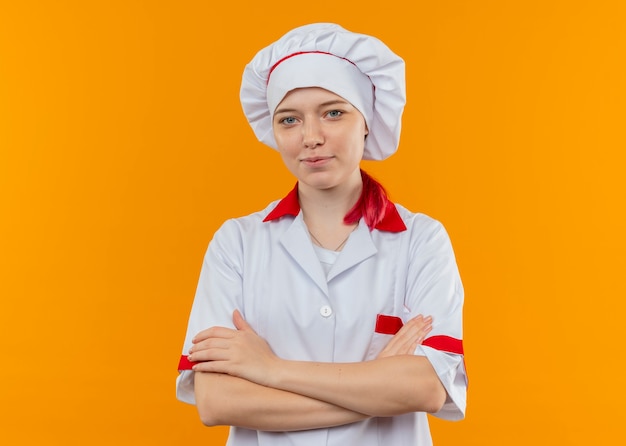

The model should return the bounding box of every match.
[1,1,625,444]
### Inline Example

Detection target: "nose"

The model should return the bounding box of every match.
[302,119,323,149]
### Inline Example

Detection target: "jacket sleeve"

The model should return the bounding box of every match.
[404,215,467,420]
[176,219,244,404]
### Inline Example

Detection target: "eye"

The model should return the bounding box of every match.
[326,110,343,118]
[279,116,298,125]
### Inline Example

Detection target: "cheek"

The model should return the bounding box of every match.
[348,130,366,159]
[275,140,295,160]
[273,129,293,152]
[275,139,299,169]
[276,137,303,163]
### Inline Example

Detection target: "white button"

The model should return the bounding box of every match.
[320,305,333,317]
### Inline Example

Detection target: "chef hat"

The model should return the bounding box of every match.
[240,23,406,160]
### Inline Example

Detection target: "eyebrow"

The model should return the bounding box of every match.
[274,99,350,116]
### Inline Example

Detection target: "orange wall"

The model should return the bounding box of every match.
[1,1,625,444]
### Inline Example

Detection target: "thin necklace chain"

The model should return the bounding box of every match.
[308,226,356,251]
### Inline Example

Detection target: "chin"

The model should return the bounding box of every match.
[300,173,339,190]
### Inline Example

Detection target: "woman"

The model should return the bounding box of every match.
[176,23,467,445]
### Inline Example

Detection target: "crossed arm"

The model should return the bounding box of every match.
[188,311,446,431]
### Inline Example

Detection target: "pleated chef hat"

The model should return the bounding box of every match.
[240,23,406,160]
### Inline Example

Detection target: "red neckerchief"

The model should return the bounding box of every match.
[263,183,407,232]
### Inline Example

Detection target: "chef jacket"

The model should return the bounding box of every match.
[177,186,467,446]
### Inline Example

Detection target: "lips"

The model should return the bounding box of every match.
[301,156,333,164]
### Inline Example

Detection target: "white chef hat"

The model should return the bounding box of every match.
[240,23,406,160]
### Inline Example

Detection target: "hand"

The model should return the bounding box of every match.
[188,310,278,386]
[377,315,433,359]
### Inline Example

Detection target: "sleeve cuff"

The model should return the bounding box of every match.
[176,370,196,405]
[416,345,467,420]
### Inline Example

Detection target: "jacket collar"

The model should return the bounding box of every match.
[263,183,407,232]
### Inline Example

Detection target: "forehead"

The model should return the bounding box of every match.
[276,87,351,109]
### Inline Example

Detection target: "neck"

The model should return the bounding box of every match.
[298,171,362,251]
[298,173,363,229]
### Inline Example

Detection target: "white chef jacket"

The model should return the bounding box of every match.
[177,185,467,446]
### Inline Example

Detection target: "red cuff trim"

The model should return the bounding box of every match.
[374,315,464,356]
[178,355,197,371]
[375,314,404,335]
[422,335,464,355]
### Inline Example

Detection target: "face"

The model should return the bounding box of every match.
[272,87,368,192]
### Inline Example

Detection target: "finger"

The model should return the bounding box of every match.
[192,360,232,374]
[417,322,433,337]
[408,338,421,353]
[397,317,428,342]
[381,317,432,357]
[189,337,231,355]
[192,326,236,343]
[411,325,428,342]
[188,345,231,363]
[403,316,432,337]
[409,325,433,351]
[406,314,432,329]
[409,318,433,343]
[380,329,416,357]
[233,309,254,332]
